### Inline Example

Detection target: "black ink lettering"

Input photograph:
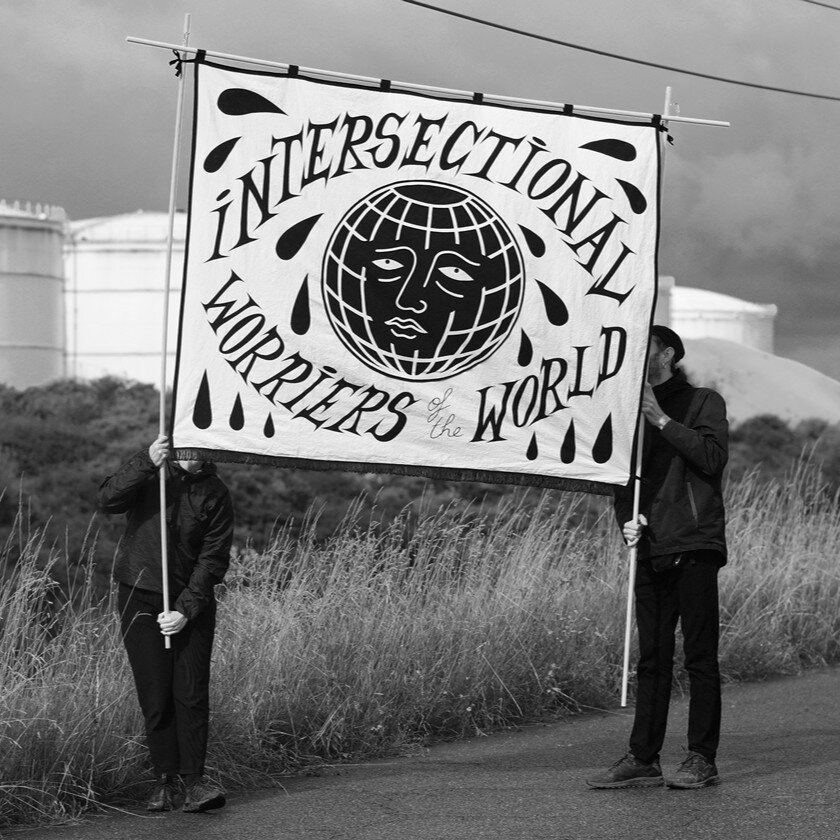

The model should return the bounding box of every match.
[597,327,627,387]
[254,353,314,402]
[208,192,234,261]
[511,375,539,427]
[401,115,447,169]
[567,213,627,276]
[369,391,418,442]
[370,112,407,168]
[471,381,516,442]
[227,326,286,382]
[439,120,483,172]
[465,130,524,182]
[542,172,607,236]
[217,311,266,354]
[587,242,636,304]
[234,155,278,249]
[567,346,594,398]
[270,130,304,205]
[532,356,569,422]
[333,113,374,176]
[294,378,361,428]
[301,118,339,189]
[526,158,572,201]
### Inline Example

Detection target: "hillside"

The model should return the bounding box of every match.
[682,337,840,426]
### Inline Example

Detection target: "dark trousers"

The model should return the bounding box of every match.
[118,584,216,777]
[629,552,722,764]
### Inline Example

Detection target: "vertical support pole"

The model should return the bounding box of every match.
[619,86,674,707]
[158,13,191,650]
[620,417,645,708]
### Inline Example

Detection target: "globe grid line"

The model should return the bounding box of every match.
[335,204,395,374]
[322,180,527,380]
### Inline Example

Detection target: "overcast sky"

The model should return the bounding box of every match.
[2,0,839,377]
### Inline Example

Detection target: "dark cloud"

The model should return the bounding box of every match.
[4,0,839,378]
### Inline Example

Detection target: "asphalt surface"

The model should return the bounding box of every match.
[8,667,840,840]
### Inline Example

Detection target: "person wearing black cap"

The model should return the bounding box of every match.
[587,325,728,790]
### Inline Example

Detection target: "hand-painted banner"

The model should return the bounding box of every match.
[170,59,661,493]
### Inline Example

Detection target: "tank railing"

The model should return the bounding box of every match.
[0,198,67,222]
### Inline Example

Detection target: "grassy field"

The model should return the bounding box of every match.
[2,467,840,827]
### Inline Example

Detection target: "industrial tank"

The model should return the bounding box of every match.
[64,210,185,384]
[0,200,66,388]
[670,286,777,354]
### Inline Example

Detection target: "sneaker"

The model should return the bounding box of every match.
[182,778,226,813]
[586,752,664,789]
[145,775,177,812]
[666,751,720,789]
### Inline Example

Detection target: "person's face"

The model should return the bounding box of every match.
[647,336,673,384]
[360,235,505,366]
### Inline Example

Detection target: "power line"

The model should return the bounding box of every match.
[794,0,840,11]
[399,0,840,103]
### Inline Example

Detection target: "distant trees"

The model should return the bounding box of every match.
[2,378,839,592]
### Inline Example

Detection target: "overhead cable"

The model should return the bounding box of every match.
[794,0,840,11]
[399,0,840,103]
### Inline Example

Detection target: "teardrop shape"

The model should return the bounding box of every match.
[518,225,546,258]
[617,179,647,214]
[218,88,286,116]
[560,420,576,464]
[192,372,212,429]
[291,275,311,335]
[592,414,614,464]
[263,414,275,438]
[276,214,322,260]
[517,330,533,367]
[535,280,569,326]
[526,433,539,461]
[203,137,241,172]
[229,394,245,431]
[580,139,637,161]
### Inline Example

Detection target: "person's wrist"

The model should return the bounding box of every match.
[656,415,669,430]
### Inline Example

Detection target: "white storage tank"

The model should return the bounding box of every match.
[0,200,66,388]
[670,286,777,353]
[655,275,675,326]
[64,210,185,383]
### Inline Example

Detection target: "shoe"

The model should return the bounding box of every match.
[666,751,720,789]
[182,778,226,813]
[586,752,664,789]
[145,776,177,812]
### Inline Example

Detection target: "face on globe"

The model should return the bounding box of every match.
[323,182,524,381]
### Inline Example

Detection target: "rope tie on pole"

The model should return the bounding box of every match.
[169,50,184,77]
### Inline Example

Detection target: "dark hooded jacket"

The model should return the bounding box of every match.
[614,369,728,565]
[98,449,234,619]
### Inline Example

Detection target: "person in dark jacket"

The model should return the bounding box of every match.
[99,434,234,813]
[587,325,728,791]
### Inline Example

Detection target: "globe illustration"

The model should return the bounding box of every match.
[322,181,525,381]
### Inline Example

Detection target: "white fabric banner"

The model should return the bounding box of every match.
[171,61,661,492]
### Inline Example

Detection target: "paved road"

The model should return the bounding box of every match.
[9,667,840,840]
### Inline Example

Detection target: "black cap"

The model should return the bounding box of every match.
[650,325,685,363]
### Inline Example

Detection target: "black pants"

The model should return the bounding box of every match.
[629,552,721,764]
[118,584,216,777]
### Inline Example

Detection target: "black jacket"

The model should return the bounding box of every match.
[99,449,234,619]
[614,369,728,564]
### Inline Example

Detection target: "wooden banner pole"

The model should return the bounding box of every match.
[620,85,674,707]
[158,12,191,650]
[125,37,729,129]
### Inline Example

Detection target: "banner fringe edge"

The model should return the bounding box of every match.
[173,448,617,496]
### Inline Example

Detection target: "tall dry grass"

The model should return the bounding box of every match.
[2,467,840,827]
